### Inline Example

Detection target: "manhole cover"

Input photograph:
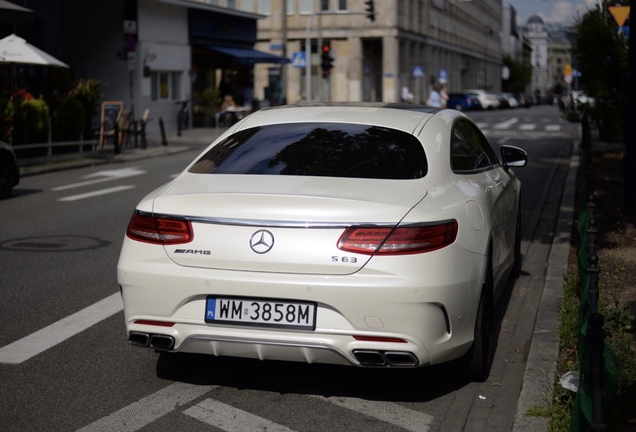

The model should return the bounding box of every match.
[1,235,109,252]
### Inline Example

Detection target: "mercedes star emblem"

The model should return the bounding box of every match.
[249,230,274,254]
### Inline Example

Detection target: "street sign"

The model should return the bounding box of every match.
[412,66,424,77]
[564,75,573,84]
[291,52,306,68]
[563,64,572,76]
[438,69,448,84]
[609,6,630,27]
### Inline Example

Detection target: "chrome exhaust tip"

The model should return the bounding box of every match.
[129,332,150,347]
[150,334,175,351]
[385,351,419,366]
[353,350,387,366]
[353,350,419,367]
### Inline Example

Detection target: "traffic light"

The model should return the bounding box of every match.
[321,44,334,78]
[365,0,375,22]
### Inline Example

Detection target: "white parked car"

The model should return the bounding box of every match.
[464,89,501,110]
[118,103,527,382]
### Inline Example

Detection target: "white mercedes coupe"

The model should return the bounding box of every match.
[118,103,527,382]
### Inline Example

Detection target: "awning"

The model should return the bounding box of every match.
[207,45,290,64]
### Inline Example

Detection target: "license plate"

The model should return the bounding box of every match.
[205,296,316,330]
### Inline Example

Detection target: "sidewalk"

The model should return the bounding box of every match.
[19,126,227,176]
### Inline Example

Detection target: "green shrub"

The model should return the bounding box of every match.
[13,98,49,144]
[0,99,14,143]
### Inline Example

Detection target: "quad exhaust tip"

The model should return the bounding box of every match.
[353,350,419,367]
[129,332,175,350]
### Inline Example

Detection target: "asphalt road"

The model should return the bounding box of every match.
[0,105,579,432]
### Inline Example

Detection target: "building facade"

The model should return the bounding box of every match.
[518,14,572,100]
[3,0,508,137]
[253,0,503,104]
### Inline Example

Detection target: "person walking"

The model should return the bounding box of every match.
[401,86,414,103]
[427,84,442,108]
[440,84,449,108]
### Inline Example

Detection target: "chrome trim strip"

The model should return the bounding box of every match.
[135,209,395,229]
[181,334,334,350]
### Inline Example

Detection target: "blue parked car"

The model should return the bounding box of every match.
[447,93,482,111]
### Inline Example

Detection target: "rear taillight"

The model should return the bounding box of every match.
[337,220,458,255]
[126,212,193,245]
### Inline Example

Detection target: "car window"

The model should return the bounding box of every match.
[189,123,428,179]
[450,120,500,172]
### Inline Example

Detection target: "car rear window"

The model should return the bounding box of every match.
[189,123,427,179]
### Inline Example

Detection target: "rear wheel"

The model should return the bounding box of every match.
[464,254,494,382]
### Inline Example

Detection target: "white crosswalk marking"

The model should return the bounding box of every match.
[545,124,561,131]
[184,398,298,431]
[310,395,434,432]
[493,118,518,129]
[519,124,536,130]
[58,185,136,201]
[76,382,217,432]
[0,293,123,364]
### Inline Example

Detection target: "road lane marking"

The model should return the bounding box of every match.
[58,185,135,201]
[184,398,298,431]
[0,293,123,364]
[52,167,146,191]
[76,382,216,432]
[519,124,537,130]
[53,177,123,191]
[545,124,561,131]
[310,395,434,431]
[493,118,519,129]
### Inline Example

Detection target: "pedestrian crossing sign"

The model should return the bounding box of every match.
[291,52,306,68]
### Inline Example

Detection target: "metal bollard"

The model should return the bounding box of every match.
[159,117,168,146]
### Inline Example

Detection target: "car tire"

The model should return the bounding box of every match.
[464,252,494,382]
[0,155,16,200]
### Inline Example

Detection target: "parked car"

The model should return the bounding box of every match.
[118,103,528,382]
[464,89,500,110]
[499,93,519,108]
[0,141,20,199]
[447,93,482,111]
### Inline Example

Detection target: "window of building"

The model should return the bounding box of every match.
[287,0,295,15]
[227,0,237,8]
[300,0,313,14]
[240,0,254,11]
[151,72,181,101]
[259,0,271,14]
[336,0,347,12]
[320,0,330,12]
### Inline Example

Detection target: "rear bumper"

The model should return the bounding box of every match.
[118,239,486,368]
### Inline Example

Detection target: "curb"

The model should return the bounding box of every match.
[512,139,579,431]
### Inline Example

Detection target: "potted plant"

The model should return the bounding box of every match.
[197,87,221,127]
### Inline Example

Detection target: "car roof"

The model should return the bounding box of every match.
[235,102,441,134]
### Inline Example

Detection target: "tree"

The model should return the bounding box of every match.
[501,54,531,93]
[574,5,628,142]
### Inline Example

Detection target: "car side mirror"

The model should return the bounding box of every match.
[500,145,528,168]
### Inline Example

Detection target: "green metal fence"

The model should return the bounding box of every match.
[570,115,619,431]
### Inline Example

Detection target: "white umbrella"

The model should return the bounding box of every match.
[0,33,68,67]
[0,0,33,13]
[0,33,69,107]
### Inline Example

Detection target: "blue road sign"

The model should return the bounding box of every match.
[291,52,306,68]
[412,66,424,77]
